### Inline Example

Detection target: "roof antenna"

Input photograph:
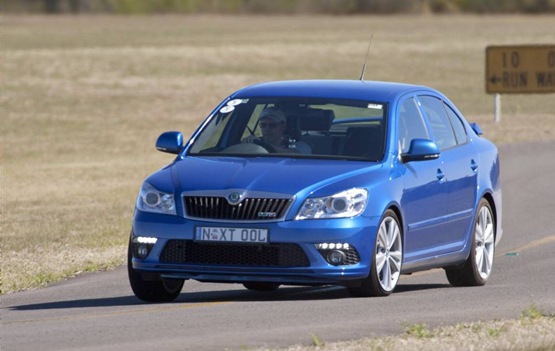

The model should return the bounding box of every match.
[359,33,374,81]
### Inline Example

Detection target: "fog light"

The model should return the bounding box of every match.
[137,244,150,259]
[133,237,157,259]
[316,242,359,266]
[327,250,346,266]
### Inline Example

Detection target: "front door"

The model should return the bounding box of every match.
[397,97,450,262]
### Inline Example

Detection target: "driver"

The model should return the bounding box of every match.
[242,107,311,154]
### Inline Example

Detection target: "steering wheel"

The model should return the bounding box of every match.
[253,139,277,153]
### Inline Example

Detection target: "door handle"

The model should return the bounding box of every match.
[436,169,445,181]
[470,159,478,172]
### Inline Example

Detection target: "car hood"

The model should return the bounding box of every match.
[161,156,382,198]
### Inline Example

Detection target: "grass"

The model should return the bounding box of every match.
[311,334,325,347]
[253,307,555,351]
[2,14,555,294]
[403,323,435,338]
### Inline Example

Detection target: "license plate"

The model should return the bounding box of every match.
[195,227,269,243]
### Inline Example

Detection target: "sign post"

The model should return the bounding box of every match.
[486,45,555,122]
[494,93,501,123]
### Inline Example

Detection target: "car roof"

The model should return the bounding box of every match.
[230,80,434,102]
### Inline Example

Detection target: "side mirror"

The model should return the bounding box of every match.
[155,131,183,154]
[400,139,440,163]
[470,122,483,136]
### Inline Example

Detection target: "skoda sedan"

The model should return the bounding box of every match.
[128,80,502,302]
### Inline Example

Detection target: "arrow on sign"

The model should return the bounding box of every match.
[489,75,502,85]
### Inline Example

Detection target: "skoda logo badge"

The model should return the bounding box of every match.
[227,192,243,205]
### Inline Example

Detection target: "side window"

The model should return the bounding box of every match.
[418,96,457,151]
[444,103,468,145]
[398,98,429,154]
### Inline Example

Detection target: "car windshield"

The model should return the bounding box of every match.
[188,97,387,161]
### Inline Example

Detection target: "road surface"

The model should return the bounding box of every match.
[3,141,555,351]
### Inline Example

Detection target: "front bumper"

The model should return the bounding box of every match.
[131,211,380,285]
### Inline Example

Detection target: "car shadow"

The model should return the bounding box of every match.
[9,283,450,311]
[176,282,451,303]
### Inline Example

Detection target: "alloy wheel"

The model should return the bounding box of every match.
[375,215,403,292]
[475,205,495,279]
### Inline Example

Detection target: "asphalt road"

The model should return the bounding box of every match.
[3,141,555,351]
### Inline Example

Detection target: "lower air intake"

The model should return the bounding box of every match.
[160,240,310,267]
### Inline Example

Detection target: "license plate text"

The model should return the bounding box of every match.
[195,227,268,243]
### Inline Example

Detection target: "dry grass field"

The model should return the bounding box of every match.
[256,307,555,351]
[2,14,555,296]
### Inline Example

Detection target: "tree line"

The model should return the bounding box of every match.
[4,0,555,14]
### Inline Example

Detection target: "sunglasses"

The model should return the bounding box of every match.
[259,122,283,129]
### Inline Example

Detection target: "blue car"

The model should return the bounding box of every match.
[128,80,502,302]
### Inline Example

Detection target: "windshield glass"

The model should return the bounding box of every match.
[188,97,387,161]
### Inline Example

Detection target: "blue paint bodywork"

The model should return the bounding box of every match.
[131,80,502,286]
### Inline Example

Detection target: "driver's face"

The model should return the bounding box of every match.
[259,117,286,145]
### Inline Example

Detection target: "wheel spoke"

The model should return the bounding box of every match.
[476,222,484,243]
[376,251,386,273]
[475,245,484,271]
[480,208,489,230]
[382,260,392,289]
[390,250,402,271]
[389,224,400,250]
[378,224,388,249]
[386,219,395,247]
[483,223,495,245]
[482,247,492,273]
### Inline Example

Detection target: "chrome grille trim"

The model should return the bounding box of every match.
[183,190,293,222]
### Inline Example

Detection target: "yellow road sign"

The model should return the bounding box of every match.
[486,45,555,94]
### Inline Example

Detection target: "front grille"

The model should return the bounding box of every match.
[184,196,292,221]
[160,240,310,267]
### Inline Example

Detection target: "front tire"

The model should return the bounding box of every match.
[348,210,403,297]
[128,238,184,302]
[445,198,495,286]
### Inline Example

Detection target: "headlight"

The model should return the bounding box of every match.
[296,188,368,220]
[136,182,176,215]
